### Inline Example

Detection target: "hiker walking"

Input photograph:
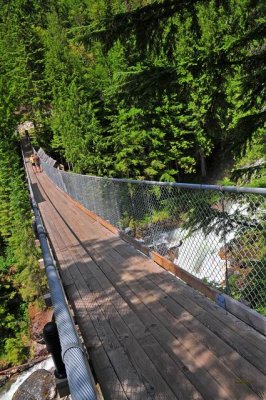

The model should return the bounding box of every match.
[25,129,30,142]
[30,153,36,173]
[30,152,41,173]
[34,153,41,173]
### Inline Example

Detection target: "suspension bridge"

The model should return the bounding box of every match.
[22,140,266,400]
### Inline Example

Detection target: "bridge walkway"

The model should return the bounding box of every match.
[25,148,266,400]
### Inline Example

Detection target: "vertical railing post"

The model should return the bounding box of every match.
[43,321,67,379]
[146,185,157,251]
[91,177,98,215]
[221,190,230,294]
[111,180,121,228]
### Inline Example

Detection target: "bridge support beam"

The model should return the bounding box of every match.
[43,322,67,380]
[43,292,52,307]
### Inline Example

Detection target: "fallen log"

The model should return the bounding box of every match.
[0,355,49,378]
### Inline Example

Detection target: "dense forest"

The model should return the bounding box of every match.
[2,0,265,182]
[0,0,265,366]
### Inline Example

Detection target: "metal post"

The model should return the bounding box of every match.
[221,191,230,295]
[43,322,67,379]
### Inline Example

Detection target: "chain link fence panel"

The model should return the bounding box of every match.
[39,154,266,316]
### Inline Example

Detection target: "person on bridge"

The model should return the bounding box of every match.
[34,153,41,173]
[25,129,30,142]
[30,153,36,172]
[30,152,41,173]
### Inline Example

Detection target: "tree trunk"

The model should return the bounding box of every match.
[200,152,207,177]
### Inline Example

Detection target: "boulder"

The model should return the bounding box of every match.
[0,375,8,387]
[12,369,56,400]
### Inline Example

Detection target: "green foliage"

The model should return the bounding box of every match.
[8,0,262,182]
[3,333,30,366]
[0,143,45,367]
[227,128,266,187]
[0,2,47,367]
[0,253,31,366]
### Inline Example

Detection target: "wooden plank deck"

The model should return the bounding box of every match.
[24,148,266,400]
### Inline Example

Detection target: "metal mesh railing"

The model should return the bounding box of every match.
[37,147,57,167]
[40,156,266,316]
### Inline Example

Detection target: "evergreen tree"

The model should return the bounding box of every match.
[0,1,46,367]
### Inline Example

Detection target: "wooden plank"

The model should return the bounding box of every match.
[70,236,243,400]
[66,284,128,400]
[185,284,266,353]
[47,201,210,399]
[138,335,204,400]
[42,215,74,286]
[141,277,266,398]
[64,256,149,400]
[109,241,266,355]
[74,278,154,400]
[154,276,266,353]
[97,215,119,234]
[90,346,128,400]
[151,251,219,301]
[71,222,264,400]
[52,248,74,286]
[223,293,266,336]
[54,220,196,399]
[63,189,119,234]
[155,280,266,375]
[77,260,201,400]
[70,201,97,223]
[119,231,151,256]
[98,252,260,400]
[64,283,100,351]
[44,214,155,400]
[86,277,177,400]
[102,269,232,400]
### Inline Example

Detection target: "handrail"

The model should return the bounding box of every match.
[44,164,266,195]
[21,144,98,400]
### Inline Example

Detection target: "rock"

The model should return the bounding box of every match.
[33,341,48,357]
[29,304,53,343]
[12,369,56,400]
[124,227,133,235]
[0,356,49,378]
[0,375,8,387]
[29,304,53,360]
